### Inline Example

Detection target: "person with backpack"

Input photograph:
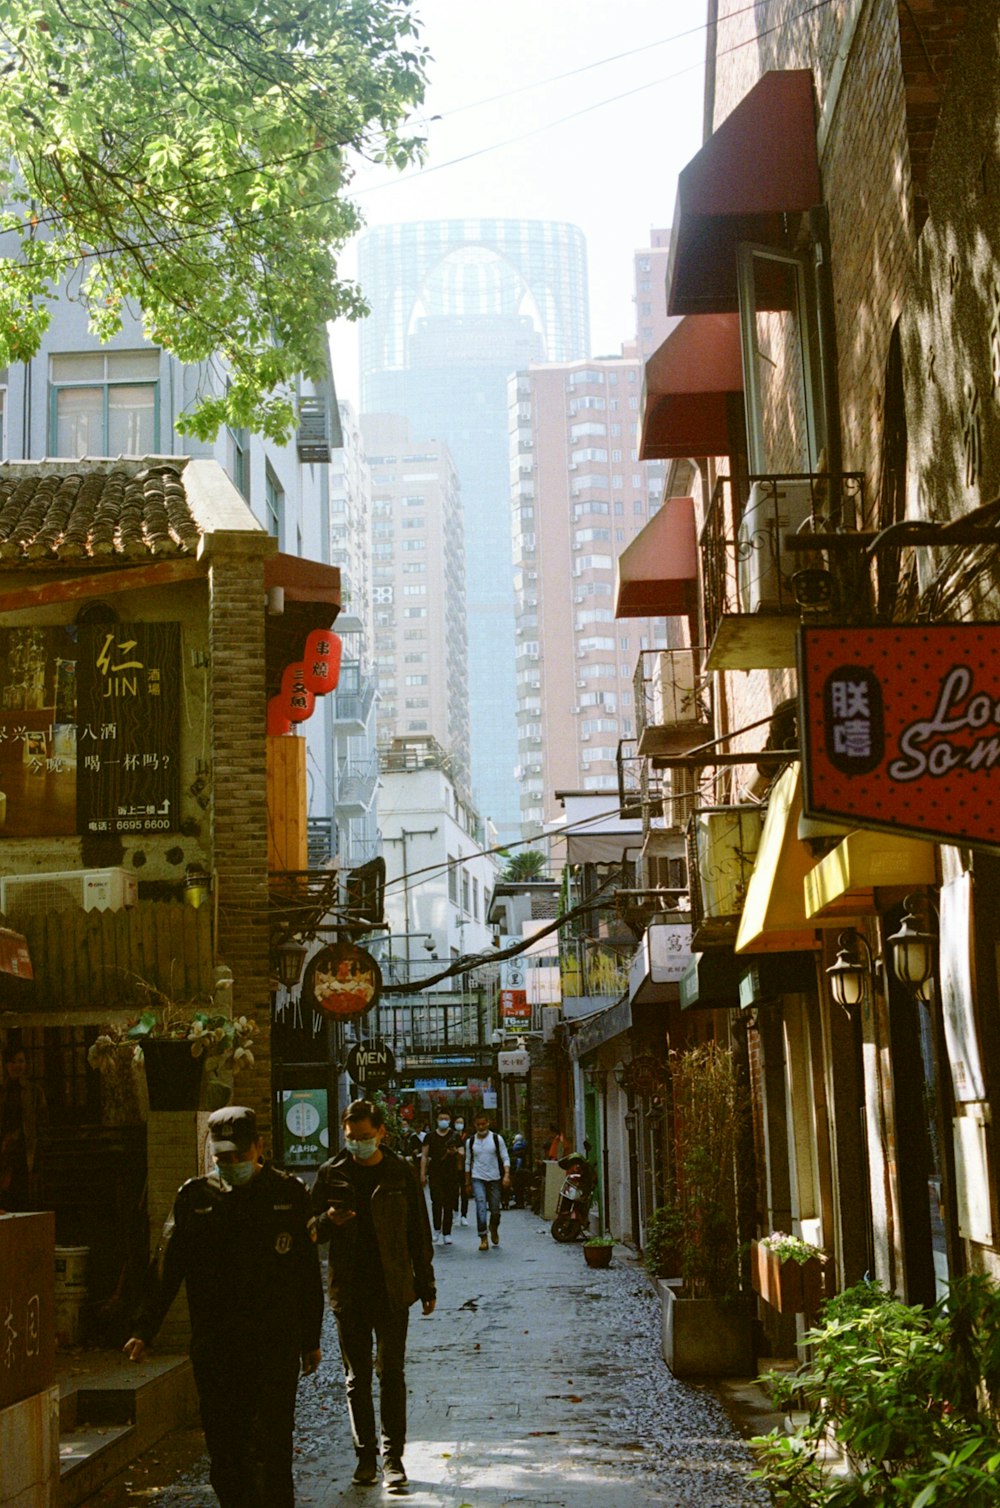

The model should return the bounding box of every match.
[464,1112,510,1250]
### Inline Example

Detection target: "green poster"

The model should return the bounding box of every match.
[282,1088,329,1167]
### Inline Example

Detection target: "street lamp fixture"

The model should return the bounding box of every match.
[273,938,308,990]
[886,896,936,995]
[613,1061,629,1089]
[584,1063,607,1091]
[825,930,873,1012]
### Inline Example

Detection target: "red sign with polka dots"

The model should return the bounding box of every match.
[799,625,1000,849]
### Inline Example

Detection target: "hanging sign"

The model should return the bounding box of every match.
[500,954,530,1020]
[346,1039,397,1089]
[302,941,382,1020]
[800,624,1000,848]
[76,622,181,835]
[497,1048,530,1076]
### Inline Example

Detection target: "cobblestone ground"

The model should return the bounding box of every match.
[83,1206,772,1507]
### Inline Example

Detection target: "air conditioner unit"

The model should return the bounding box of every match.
[650,648,698,727]
[737,479,815,613]
[689,808,762,920]
[1,867,138,919]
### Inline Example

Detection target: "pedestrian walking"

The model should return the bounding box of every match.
[452,1114,471,1225]
[123,1106,323,1508]
[420,1108,461,1245]
[545,1123,568,1161]
[465,1111,511,1250]
[0,1041,48,1213]
[311,1098,436,1491]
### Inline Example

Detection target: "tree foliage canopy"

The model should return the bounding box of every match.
[0,0,427,438]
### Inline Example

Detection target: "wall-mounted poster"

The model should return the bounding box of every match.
[76,622,181,835]
[302,942,382,1020]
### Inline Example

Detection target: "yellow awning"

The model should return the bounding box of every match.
[735,765,822,954]
[804,828,938,920]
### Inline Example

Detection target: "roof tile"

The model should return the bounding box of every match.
[0,465,201,564]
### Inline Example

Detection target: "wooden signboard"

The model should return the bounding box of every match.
[0,1211,56,1411]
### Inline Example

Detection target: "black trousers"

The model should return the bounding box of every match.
[429,1174,458,1235]
[193,1342,300,1507]
[335,1297,410,1456]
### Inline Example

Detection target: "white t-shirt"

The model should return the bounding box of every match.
[466,1130,509,1182]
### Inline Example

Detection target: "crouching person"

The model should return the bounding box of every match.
[123,1106,323,1507]
[312,1098,435,1491]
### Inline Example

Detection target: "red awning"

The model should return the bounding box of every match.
[264,552,341,608]
[614,497,698,618]
[639,313,744,461]
[668,70,821,315]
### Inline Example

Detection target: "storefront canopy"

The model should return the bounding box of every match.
[667,69,821,316]
[614,496,699,618]
[639,314,744,462]
[736,765,824,954]
[804,829,938,921]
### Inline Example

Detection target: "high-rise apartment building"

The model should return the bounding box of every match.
[357,219,590,841]
[510,240,674,834]
[360,414,470,779]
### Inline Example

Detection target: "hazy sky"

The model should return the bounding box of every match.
[330,0,708,402]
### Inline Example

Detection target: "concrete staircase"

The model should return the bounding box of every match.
[57,1352,197,1507]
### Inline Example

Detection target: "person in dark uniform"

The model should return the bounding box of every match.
[312,1098,435,1491]
[0,1043,47,1212]
[420,1107,461,1244]
[123,1106,323,1508]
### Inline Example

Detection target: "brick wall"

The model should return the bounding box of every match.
[145,1109,209,1347]
[206,534,274,1145]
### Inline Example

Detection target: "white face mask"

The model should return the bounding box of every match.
[345,1136,379,1160]
[437,1119,451,1131]
[454,1121,464,1131]
[216,1159,255,1187]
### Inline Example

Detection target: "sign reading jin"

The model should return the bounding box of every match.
[800,625,1000,849]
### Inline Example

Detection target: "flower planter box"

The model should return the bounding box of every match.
[750,1239,836,1317]
[657,1278,756,1378]
[141,1040,204,1111]
[584,1245,613,1269]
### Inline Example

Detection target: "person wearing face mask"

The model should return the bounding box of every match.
[451,1115,471,1226]
[123,1107,323,1508]
[311,1098,435,1491]
[420,1108,460,1245]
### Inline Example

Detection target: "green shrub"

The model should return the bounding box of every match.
[644,1205,683,1280]
[751,1274,1000,1505]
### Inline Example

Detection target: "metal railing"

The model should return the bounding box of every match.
[632,647,711,743]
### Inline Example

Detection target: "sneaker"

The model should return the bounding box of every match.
[433,1231,442,1245]
[460,1215,468,1226]
[479,1235,489,1251]
[352,1451,378,1486]
[443,1235,453,1245]
[491,1227,500,1246]
[384,1455,408,1488]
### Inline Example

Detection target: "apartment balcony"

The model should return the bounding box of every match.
[558,937,632,1018]
[333,662,377,732]
[702,472,865,671]
[633,647,711,758]
[337,753,378,815]
[685,804,762,950]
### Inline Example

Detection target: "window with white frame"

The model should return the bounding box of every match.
[264,468,284,541]
[51,350,159,457]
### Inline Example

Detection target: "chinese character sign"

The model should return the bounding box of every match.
[499,953,530,1020]
[76,622,181,836]
[800,625,1000,847]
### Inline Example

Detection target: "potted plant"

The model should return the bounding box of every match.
[750,1230,835,1317]
[583,1235,615,1269]
[89,980,255,1112]
[648,1041,756,1378]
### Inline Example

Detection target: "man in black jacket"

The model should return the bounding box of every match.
[124,1106,323,1508]
[312,1098,435,1490]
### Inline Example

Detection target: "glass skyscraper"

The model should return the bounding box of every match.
[358,218,590,840]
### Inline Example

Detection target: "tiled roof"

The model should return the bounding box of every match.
[0,465,202,564]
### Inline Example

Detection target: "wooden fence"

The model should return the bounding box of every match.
[3,901,215,1012]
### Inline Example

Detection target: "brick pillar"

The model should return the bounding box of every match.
[204,531,275,1147]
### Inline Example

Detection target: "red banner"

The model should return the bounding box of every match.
[800,624,1000,848]
[500,989,531,1020]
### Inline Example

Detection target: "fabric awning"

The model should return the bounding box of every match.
[667,70,821,316]
[639,314,744,461]
[614,496,699,618]
[736,765,823,954]
[804,829,938,921]
[264,551,341,607]
[679,949,741,1011]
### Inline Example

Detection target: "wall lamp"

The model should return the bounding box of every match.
[584,1063,607,1091]
[825,897,937,1010]
[273,938,309,990]
[613,1061,629,1089]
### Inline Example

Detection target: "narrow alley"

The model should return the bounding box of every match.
[79,1206,771,1507]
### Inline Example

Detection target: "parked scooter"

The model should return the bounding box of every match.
[549,1152,597,1242]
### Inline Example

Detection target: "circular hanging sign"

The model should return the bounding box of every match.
[346,1038,397,1090]
[629,1051,667,1097]
[302,941,382,1020]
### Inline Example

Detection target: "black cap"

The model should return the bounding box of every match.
[207,1106,258,1154]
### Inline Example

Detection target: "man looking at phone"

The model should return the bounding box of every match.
[311,1099,435,1491]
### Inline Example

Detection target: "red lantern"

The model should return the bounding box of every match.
[280,662,315,724]
[301,630,342,696]
[267,697,293,736]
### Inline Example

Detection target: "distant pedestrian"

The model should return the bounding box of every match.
[465,1112,510,1250]
[312,1099,436,1490]
[0,1043,48,1212]
[420,1108,461,1245]
[124,1106,323,1508]
[452,1115,471,1225]
[545,1124,568,1161]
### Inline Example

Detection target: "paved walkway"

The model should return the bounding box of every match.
[83,1204,771,1506]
